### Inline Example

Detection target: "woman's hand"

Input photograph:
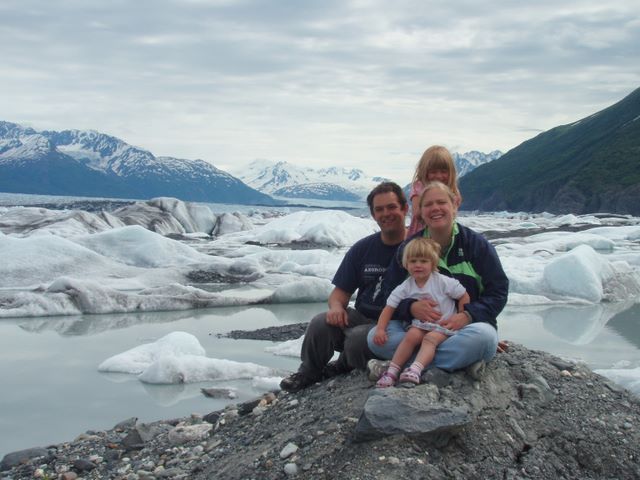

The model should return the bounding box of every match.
[373,327,388,346]
[438,312,470,331]
[410,298,441,322]
[497,340,509,353]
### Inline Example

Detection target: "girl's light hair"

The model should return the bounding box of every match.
[419,181,457,208]
[402,237,441,270]
[413,145,461,202]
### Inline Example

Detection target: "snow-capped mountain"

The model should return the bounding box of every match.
[454,150,503,177]
[273,182,361,201]
[0,121,275,205]
[233,151,501,201]
[232,160,390,200]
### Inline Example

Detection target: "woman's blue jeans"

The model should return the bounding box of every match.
[367,320,498,371]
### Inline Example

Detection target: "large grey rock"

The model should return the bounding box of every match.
[1,447,49,471]
[518,373,555,405]
[168,423,212,445]
[354,384,471,442]
[136,422,171,442]
[121,428,145,450]
[113,416,138,431]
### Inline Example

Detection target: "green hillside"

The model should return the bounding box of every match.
[460,87,640,215]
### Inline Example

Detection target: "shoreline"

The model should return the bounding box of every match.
[2,343,639,479]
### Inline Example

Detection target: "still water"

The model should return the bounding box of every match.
[1,301,639,458]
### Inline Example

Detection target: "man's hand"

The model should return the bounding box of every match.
[497,340,509,353]
[410,298,442,322]
[326,305,349,328]
[438,312,470,331]
[373,327,388,346]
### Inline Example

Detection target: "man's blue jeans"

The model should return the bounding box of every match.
[367,320,498,371]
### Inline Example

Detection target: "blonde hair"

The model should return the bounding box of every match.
[413,145,461,203]
[419,180,458,208]
[401,237,441,270]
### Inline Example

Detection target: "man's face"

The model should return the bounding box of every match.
[371,192,407,236]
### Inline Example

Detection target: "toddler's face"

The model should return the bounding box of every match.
[407,257,433,284]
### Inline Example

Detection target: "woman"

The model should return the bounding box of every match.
[367,181,509,372]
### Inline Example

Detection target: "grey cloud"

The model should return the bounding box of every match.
[0,0,638,173]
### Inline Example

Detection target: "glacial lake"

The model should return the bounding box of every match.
[1,301,639,458]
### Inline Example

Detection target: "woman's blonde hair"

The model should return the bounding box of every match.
[413,145,461,202]
[419,181,457,209]
[401,237,441,270]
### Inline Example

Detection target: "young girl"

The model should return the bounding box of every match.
[372,237,470,387]
[407,145,462,236]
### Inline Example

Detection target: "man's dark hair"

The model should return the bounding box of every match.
[366,181,407,215]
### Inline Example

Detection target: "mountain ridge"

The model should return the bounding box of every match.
[233,151,501,201]
[459,87,640,215]
[0,122,276,205]
[0,120,504,206]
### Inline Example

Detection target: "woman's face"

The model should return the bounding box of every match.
[427,168,450,185]
[420,187,456,231]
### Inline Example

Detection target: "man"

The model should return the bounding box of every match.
[279,182,408,393]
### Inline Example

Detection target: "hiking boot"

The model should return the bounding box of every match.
[367,359,390,382]
[279,372,317,393]
[322,360,351,380]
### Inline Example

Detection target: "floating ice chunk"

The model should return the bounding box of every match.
[0,278,273,318]
[551,214,580,226]
[584,225,640,242]
[113,197,216,235]
[272,277,333,303]
[265,336,304,357]
[525,232,615,252]
[138,355,276,384]
[0,206,125,237]
[221,210,377,247]
[252,376,284,391]
[99,331,276,384]
[0,233,119,288]
[73,225,213,267]
[98,331,206,374]
[147,197,216,234]
[543,245,612,302]
[594,367,640,395]
[212,212,255,236]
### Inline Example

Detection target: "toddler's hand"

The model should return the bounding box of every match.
[373,329,387,346]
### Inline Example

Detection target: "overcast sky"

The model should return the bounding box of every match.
[1,0,638,183]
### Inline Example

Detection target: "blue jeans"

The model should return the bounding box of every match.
[366,320,498,371]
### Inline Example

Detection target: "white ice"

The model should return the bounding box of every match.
[594,367,640,395]
[217,210,377,247]
[1,198,640,406]
[1,200,639,319]
[3,199,640,393]
[99,331,278,385]
[265,336,304,357]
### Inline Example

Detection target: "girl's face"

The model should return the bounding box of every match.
[427,169,450,185]
[420,187,456,232]
[407,257,433,284]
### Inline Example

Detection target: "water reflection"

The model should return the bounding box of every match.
[1,301,639,459]
[541,301,636,344]
[13,303,320,337]
[16,310,200,336]
[503,301,637,345]
[606,303,640,350]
